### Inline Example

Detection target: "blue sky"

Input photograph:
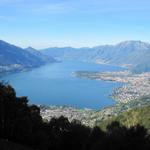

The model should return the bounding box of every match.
[0,0,150,48]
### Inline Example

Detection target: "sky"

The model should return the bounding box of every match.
[0,0,150,49]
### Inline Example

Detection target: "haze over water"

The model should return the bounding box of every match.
[0,61,124,109]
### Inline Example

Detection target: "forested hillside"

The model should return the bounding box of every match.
[0,82,150,150]
[97,105,150,132]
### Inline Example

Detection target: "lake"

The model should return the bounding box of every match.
[0,61,124,109]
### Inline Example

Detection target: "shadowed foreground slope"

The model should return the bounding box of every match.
[0,82,150,150]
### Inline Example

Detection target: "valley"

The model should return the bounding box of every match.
[1,40,150,126]
[1,1,150,149]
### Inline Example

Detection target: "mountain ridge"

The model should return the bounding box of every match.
[41,40,150,73]
[0,40,56,73]
[1,40,150,74]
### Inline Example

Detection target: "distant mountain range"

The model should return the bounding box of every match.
[0,40,55,73]
[1,40,150,74]
[25,46,55,63]
[42,41,150,73]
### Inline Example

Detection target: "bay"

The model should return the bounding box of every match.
[0,61,124,109]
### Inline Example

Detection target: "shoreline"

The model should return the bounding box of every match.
[74,70,150,103]
[1,63,150,126]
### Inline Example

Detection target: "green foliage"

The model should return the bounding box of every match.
[98,106,150,132]
[1,82,150,150]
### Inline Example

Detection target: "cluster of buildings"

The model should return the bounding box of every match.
[102,72,150,103]
[0,64,22,73]
[40,71,150,126]
[40,105,94,126]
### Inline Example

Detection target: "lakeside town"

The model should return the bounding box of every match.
[40,105,94,126]
[40,96,150,127]
[74,70,150,103]
[0,64,23,74]
[40,70,150,126]
[40,105,122,127]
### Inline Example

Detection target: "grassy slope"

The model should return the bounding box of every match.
[97,105,150,131]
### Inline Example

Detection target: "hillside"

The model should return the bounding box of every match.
[0,40,55,73]
[0,139,33,150]
[1,82,150,150]
[42,41,150,73]
[97,105,150,132]
[25,47,55,63]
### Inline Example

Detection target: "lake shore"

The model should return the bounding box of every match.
[40,95,150,127]
[74,70,150,103]
[2,62,148,126]
[40,70,150,126]
[0,61,123,109]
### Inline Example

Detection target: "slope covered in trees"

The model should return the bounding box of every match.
[0,82,150,150]
[97,105,150,132]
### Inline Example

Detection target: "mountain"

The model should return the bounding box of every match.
[0,40,55,73]
[1,40,149,73]
[42,41,150,73]
[41,47,93,62]
[25,47,55,63]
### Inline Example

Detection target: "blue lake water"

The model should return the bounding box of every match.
[0,61,124,109]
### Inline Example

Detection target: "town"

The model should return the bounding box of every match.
[74,71,150,103]
[40,71,150,127]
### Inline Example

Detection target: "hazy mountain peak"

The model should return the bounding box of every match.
[25,46,56,63]
[26,46,36,50]
[42,40,150,73]
[0,40,56,73]
[0,40,8,44]
[117,40,150,48]
[0,40,14,47]
[118,40,143,44]
[25,47,39,53]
